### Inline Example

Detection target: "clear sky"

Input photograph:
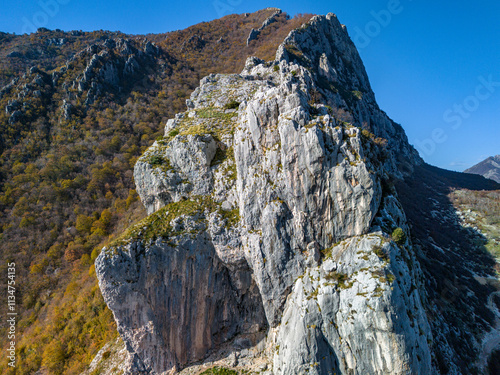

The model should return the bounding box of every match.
[1,0,499,171]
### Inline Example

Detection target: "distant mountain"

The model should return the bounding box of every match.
[465,155,500,183]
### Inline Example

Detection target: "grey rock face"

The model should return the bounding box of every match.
[144,40,159,55]
[134,134,217,215]
[246,29,260,45]
[96,13,435,375]
[96,232,266,374]
[274,234,431,375]
[61,99,73,119]
[233,71,382,326]
[247,9,283,45]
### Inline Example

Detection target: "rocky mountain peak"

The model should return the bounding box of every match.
[95,12,433,374]
[276,13,421,176]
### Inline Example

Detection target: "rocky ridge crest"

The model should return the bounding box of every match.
[96,13,433,374]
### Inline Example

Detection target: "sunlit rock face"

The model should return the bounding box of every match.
[96,13,434,375]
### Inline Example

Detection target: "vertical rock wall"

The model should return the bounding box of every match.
[96,13,433,375]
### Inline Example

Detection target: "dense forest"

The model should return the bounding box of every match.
[0,9,312,374]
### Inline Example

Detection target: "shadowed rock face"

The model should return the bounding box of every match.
[95,12,497,375]
[396,164,500,374]
[96,234,267,373]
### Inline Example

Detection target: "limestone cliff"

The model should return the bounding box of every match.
[96,13,441,374]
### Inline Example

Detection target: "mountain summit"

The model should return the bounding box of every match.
[0,8,499,375]
[94,11,499,375]
[96,13,432,374]
[465,155,500,183]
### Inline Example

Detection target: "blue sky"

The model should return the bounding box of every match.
[1,0,499,171]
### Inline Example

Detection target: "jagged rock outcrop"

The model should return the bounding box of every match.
[70,38,162,105]
[247,8,283,45]
[0,66,53,124]
[97,13,441,375]
[0,36,162,126]
[134,133,218,215]
[47,37,67,46]
[61,99,73,119]
[5,99,20,114]
[274,232,431,374]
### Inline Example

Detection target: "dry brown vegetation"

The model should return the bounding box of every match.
[0,9,315,374]
[450,189,500,263]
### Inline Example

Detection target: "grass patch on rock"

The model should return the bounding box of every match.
[372,243,389,262]
[200,367,239,375]
[325,271,354,289]
[107,195,240,251]
[224,99,240,110]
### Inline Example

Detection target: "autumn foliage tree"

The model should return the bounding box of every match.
[0,9,315,374]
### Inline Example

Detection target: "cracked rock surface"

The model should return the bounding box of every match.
[96,13,437,375]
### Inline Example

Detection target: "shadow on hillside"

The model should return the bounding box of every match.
[396,164,500,374]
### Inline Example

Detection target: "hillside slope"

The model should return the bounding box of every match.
[0,9,312,374]
[395,164,500,374]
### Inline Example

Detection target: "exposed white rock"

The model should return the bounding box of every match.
[134,134,217,214]
[246,9,283,45]
[273,234,432,374]
[96,12,433,375]
[81,338,129,375]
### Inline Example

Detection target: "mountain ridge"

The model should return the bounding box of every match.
[94,12,499,375]
[0,8,498,375]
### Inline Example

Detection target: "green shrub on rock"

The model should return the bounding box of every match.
[392,227,407,246]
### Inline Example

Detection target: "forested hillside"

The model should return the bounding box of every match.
[0,9,312,374]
